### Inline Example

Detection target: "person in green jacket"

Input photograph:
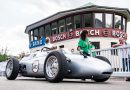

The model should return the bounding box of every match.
[88,42,96,57]
[77,30,91,56]
[77,30,96,57]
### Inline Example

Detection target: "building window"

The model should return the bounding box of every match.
[111,42,118,55]
[115,15,121,29]
[45,24,51,37]
[105,14,113,28]
[91,42,100,49]
[123,17,126,31]
[94,13,103,28]
[33,29,39,40]
[29,31,31,42]
[51,22,57,35]
[83,13,93,28]
[66,17,73,31]
[58,19,65,33]
[39,27,45,38]
[30,30,34,41]
[74,15,81,29]
[91,42,100,55]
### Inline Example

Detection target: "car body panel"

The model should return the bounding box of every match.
[19,48,113,79]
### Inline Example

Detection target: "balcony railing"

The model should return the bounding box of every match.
[92,45,130,77]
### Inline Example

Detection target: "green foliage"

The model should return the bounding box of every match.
[0,54,8,62]
[0,47,8,62]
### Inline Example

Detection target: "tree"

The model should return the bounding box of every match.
[0,47,9,62]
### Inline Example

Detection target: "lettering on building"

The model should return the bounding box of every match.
[112,30,126,38]
[50,28,127,43]
[52,33,67,42]
[103,30,110,37]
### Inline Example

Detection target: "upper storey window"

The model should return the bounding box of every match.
[105,14,113,28]
[51,22,57,35]
[123,17,126,31]
[94,13,103,28]
[39,27,45,38]
[29,30,34,42]
[115,15,121,29]
[74,15,81,29]
[58,19,65,33]
[45,24,51,37]
[33,29,39,40]
[83,13,93,28]
[66,17,73,31]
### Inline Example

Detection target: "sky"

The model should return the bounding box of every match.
[0,0,130,55]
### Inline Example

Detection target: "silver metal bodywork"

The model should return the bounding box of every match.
[19,48,113,79]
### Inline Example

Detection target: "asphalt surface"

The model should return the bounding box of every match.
[0,77,130,90]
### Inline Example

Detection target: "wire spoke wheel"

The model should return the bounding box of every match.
[44,51,67,82]
[46,56,59,78]
[6,60,13,77]
[5,58,19,80]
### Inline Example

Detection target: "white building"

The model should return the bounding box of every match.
[25,3,130,52]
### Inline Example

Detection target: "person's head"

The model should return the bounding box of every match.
[46,37,50,44]
[119,38,125,44]
[80,30,88,41]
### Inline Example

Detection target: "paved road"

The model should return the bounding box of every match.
[0,77,130,90]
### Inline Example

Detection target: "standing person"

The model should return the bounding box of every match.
[126,44,130,81]
[112,38,127,71]
[77,30,91,57]
[127,43,130,72]
[112,38,125,48]
[124,42,130,72]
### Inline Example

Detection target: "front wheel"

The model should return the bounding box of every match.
[5,58,19,80]
[44,51,67,83]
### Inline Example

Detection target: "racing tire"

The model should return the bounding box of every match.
[95,56,111,65]
[93,77,110,82]
[5,58,19,80]
[44,51,67,83]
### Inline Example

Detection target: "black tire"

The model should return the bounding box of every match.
[44,51,67,83]
[95,56,111,65]
[5,58,19,80]
[93,77,110,82]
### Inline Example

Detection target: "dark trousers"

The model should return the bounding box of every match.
[122,58,130,71]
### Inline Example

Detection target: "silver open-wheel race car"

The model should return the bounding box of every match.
[5,46,113,83]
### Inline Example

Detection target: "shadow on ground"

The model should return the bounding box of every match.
[16,78,111,84]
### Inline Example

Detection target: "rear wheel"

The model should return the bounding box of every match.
[44,51,67,83]
[5,58,19,80]
[94,56,111,82]
[93,77,110,82]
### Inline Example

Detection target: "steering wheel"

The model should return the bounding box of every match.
[41,47,51,52]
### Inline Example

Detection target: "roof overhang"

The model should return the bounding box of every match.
[25,5,130,34]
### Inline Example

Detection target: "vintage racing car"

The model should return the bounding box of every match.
[5,46,113,82]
